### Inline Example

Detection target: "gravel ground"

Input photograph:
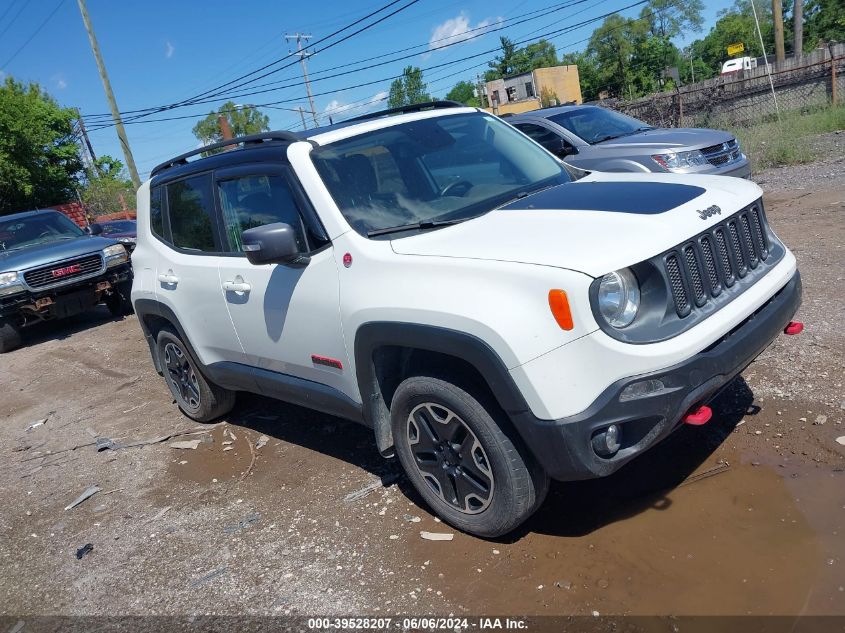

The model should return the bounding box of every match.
[1,147,843,623]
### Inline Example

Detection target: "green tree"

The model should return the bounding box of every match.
[486,37,520,80]
[641,0,704,39]
[587,15,638,98]
[445,80,480,106]
[561,51,600,101]
[485,38,559,80]
[387,66,431,107]
[0,77,82,215]
[80,155,135,217]
[192,101,270,153]
[803,0,845,50]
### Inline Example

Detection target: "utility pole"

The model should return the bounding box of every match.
[475,74,487,108]
[76,0,140,189]
[751,0,781,121]
[793,0,803,58]
[285,33,319,127]
[297,106,308,130]
[771,0,786,62]
[75,109,101,176]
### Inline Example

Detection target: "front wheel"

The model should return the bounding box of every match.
[391,376,548,538]
[0,319,23,353]
[155,328,235,422]
[106,282,134,317]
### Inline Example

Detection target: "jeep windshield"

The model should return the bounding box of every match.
[0,212,85,251]
[311,112,570,237]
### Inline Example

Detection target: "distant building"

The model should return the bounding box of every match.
[484,65,582,116]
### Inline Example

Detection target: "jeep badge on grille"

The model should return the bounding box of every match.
[697,205,722,220]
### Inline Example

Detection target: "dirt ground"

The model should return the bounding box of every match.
[1,148,843,621]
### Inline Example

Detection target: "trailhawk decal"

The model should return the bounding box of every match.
[501,181,707,215]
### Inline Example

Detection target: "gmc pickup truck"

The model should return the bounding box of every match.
[0,209,132,352]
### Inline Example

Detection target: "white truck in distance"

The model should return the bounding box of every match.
[131,102,802,537]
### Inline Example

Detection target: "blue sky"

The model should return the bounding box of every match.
[1,0,733,180]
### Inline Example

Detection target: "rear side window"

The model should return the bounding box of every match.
[217,174,308,253]
[166,175,217,252]
[515,123,562,148]
[150,186,164,238]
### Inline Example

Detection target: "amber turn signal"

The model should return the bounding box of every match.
[548,289,574,331]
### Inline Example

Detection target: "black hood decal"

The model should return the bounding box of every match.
[502,181,706,214]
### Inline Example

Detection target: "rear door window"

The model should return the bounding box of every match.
[165,174,220,252]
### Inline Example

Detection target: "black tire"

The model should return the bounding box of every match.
[155,328,235,422]
[0,319,23,353]
[106,282,134,317]
[391,376,549,538]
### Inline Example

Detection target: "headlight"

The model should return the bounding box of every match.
[0,271,24,297]
[651,149,710,170]
[597,268,640,328]
[102,244,128,267]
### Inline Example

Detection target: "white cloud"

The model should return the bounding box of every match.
[321,90,389,121]
[428,13,497,53]
[165,41,175,59]
[52,74,67,90]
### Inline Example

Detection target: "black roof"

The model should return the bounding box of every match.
[149,101,468,180]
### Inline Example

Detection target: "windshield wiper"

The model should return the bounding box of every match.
[594,127,653,144]
[367,218,467,238]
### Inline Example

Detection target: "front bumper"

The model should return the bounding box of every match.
[512,270,801,481]
[0,264,132,321]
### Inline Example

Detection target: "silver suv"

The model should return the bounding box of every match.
[508,105,751,178]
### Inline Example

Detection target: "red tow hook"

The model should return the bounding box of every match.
[784,321,804,335]
[683,405,713,426]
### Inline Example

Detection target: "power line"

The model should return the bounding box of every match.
[118,0,420,126]
[85,1,649,133]
[0,0,22,27]
[0,0,66,68]
[83,0,587,123]
[0,0,30,41]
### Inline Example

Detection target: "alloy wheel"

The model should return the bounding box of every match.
[163,342,201,410]
[407,402,494,514]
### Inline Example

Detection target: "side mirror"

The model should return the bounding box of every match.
[241,223,308,266]
[88,223,103,236]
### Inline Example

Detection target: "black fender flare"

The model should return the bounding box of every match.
[134,298,202,376]
[353,322,531,455]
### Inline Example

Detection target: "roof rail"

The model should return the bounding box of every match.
[150,131,301,178]
[343,100,465,124]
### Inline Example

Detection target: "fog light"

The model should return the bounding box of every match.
[619,378,666,402]
[592,424,622,457]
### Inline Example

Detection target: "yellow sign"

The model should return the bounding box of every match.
[727,42,745,56]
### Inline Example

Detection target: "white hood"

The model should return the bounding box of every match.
[390,172,763,278]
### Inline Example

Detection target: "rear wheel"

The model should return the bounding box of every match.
[0,319,22,353]
[155,328,235,422]
[391,376,548,538]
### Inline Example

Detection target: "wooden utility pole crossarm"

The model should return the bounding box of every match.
[76,0,141,189]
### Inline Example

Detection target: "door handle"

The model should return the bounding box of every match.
[158,271,179,285]
[222,280,251,293]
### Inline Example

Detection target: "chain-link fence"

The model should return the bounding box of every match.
[604,44,844,129]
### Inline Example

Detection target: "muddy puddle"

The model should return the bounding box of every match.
[409,458,843,615]
[160,393,844,616]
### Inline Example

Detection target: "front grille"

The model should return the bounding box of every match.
[23,254,104,289]
[701,138,740,168]
[662,203,771,318]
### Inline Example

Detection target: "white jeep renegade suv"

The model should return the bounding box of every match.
[132,102,802,537]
